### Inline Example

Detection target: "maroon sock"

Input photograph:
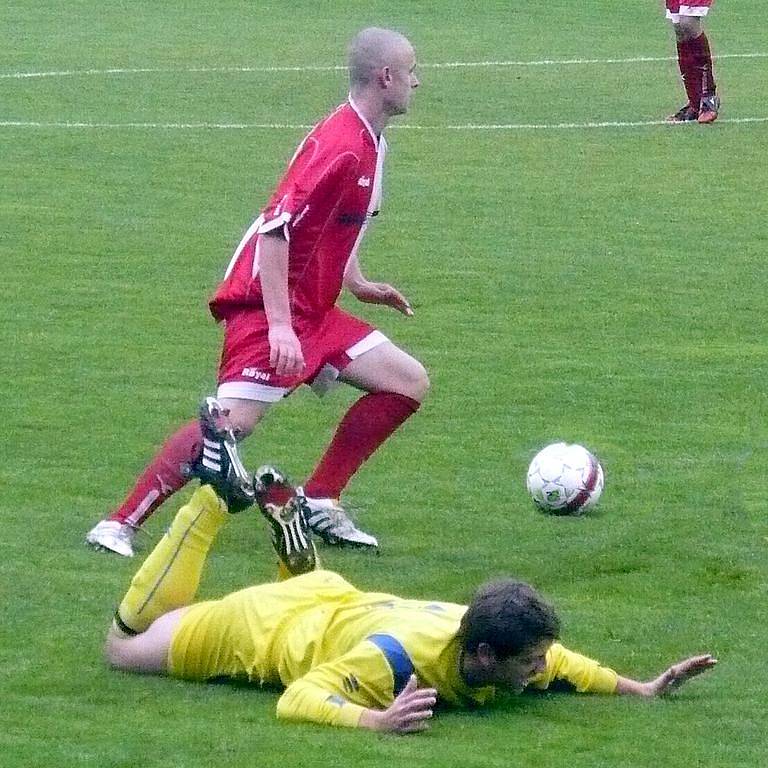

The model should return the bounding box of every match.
[677,38,701,107]
[303,392,420,499]
[692,32,716,97]
[109,420,202,527]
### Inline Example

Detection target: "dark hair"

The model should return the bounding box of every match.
[458,579,560,659]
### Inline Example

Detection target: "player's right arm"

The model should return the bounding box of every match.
[276,641,437,732]
[258,230,304,376]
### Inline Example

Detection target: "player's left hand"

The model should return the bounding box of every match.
[350,281,413,316]
[645,654,717,697]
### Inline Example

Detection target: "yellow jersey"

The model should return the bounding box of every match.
[168,570,617,727]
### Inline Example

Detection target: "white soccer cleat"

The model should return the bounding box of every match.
[300,493,378,549]
[86,519,136,557]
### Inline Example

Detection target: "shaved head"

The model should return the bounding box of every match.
[348,27,414,89]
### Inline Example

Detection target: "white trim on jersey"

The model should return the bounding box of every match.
[257,210,292,248]
[341,108,386,277]
[293,204,310,228]
[348,95,379,148]
[258,210,292,234]
[251,236,261,279]
[369,135,386,216]
[217,380,287,402]
[224,214,264,279]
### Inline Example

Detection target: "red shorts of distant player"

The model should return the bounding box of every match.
[665,0,713,19]
[216,307,388,402]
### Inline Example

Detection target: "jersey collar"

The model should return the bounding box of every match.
[348,94,380,148]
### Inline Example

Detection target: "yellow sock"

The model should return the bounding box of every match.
[116,485,229,633]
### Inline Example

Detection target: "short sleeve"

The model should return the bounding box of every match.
[259,135,360,236]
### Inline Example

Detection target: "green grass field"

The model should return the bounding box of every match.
[2,2,767,766]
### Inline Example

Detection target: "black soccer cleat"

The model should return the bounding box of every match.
[255,465,317,576]
[186,397,255,513]
[667,103,699,123]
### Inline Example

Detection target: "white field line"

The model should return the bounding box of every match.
[0,52,766,79]
[1,117,767,131]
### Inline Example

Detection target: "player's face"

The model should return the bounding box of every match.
[385,46,419,115]
[493,639,552,693]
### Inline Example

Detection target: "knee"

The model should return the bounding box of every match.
[401,360,430,403]
[219,399,266,438]
[675,18,702,41]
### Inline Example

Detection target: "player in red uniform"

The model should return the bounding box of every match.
[665,1,719,124]
[87,27,423,556]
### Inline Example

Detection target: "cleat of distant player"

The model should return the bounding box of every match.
[255,466,317,576]
[186,397,255,513]
[667,104,699,123]
[86,519,137,557]
[697,94,720,124]
[301,494,378,549]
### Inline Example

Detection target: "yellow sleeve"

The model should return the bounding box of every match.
[528,642,618,694]
[276,639,401,728]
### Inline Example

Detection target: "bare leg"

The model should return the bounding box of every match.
[105,607,188,675]
[105,486,231,673]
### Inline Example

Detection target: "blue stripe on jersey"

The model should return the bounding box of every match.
[367,633,414,696]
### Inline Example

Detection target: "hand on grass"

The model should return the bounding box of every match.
[359,675,437,733]
[643,654,717,697]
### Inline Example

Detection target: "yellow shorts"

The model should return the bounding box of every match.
[168,570,359,683]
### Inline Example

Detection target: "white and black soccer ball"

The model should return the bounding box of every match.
[526,442,604,515]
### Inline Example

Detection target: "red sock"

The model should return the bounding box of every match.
[677,38,701,107]
[692,32,716,97]
[109,420,202,527]
[303,392,420,499]
[678,33,716,108]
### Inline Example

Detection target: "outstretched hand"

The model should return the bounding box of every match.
[643,654,717,697]
[350,281,413,316]
[359,675,437,734]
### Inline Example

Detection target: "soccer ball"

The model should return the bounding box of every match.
[526,442,604,515]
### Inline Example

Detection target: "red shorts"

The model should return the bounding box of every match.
[665,0,713,19]
[216,307,388,402]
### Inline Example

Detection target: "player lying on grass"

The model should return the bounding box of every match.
[105,400,717,733]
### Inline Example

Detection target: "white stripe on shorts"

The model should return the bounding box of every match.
[310,330,390,397]
[346,330,389,360]
[666,6,710,22]
[217,380,287,402]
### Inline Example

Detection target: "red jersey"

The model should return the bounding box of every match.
[665,0,713,13]
[210,99,386,322]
